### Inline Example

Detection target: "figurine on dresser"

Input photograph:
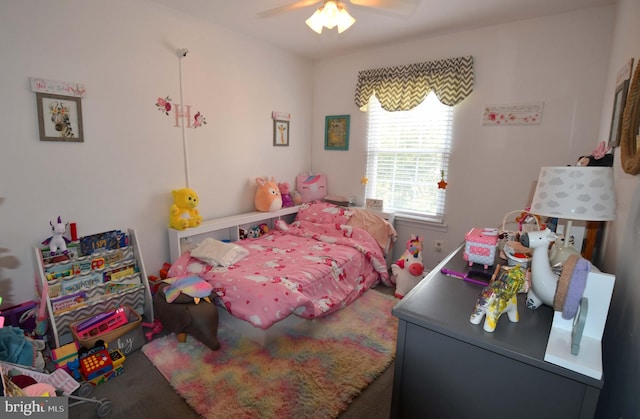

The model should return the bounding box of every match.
[470,265,526,332]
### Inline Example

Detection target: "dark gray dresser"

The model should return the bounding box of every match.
[390,244,603,418]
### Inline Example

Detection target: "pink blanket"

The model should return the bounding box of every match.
[168,220,390,329]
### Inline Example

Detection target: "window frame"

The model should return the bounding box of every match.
[365,92,453,224]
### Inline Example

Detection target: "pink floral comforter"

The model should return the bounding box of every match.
[167,220,390,329]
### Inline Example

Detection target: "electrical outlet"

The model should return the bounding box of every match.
[435,240,444,253]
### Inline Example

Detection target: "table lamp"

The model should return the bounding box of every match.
[525,166,616,308]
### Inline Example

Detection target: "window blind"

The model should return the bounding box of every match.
[365,92,453,223]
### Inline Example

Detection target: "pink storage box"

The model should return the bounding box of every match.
[464,228,499,268]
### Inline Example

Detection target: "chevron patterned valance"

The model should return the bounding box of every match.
[354,56,474,111]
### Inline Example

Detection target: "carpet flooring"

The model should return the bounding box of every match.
[71,286,397,419]
[142,289,397,418]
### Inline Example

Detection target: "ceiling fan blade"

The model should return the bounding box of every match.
[348,0,419,16]
[257,0,322,18]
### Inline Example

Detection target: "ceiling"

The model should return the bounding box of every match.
[148,0,615,61]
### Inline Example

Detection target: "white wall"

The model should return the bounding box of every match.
[0,2,635,412]
[599,0,640,272]
[596,0,640,416]
[0,0,313,306]
[312,7,615,268]
[0,1,623,311]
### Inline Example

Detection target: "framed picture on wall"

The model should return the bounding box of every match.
[608,79,629,148]
[36,93,84,142]
[324,115,350,150]
[273,119,289,146]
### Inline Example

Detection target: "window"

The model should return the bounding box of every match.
[365,92,453,223]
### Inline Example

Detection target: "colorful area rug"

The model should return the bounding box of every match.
[142,289,398,418]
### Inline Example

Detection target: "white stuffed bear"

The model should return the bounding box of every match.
[391,235,426,298]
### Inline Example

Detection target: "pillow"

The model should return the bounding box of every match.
[190,238,249,267]
[296,174,328,203]
[295,202,352,225]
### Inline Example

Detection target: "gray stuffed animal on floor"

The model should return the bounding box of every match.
[153,282,220,351]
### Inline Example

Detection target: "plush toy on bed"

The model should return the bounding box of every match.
[291,190,303,205]
[169,187,203,230]
[391,235,426,299]
[278,182,294,208]
[254,177,283,212]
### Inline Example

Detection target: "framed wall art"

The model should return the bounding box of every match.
[36,93,84,142]
[608,79,629,148]
[324,115,350,150]
[273,119,289,146]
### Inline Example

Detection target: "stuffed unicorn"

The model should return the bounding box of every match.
[391,235,426,298]
[161,275,214,304]
[43,216,69,256]
[470,265,526,332]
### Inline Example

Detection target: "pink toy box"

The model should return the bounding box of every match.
[464,228,499,268]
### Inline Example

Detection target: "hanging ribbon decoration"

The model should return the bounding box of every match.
[154,48,208,188]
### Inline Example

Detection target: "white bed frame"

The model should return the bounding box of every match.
[168,206,303,345]
[166,204,393,346]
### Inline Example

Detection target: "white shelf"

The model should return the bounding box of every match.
[544,270,615,380]
[168,206,300,262]
[35,228,153,348]
[545,325,604,379]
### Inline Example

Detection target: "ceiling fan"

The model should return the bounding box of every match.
[257,0,420,34]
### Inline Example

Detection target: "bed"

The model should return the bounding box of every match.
[166,202,396,344]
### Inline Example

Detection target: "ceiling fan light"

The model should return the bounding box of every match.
[322,1,340,29]
[305,0,355,34]
[305,8,324,34]
[336,8,355,33]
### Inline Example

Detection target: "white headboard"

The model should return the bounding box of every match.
[167,206,300,262]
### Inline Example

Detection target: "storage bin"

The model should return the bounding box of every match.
[503,243,532,269]
[464,227,499,268]
[1,301,37,333]
[71,305,142,351]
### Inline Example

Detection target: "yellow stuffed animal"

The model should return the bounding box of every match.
[169,188,203,230]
